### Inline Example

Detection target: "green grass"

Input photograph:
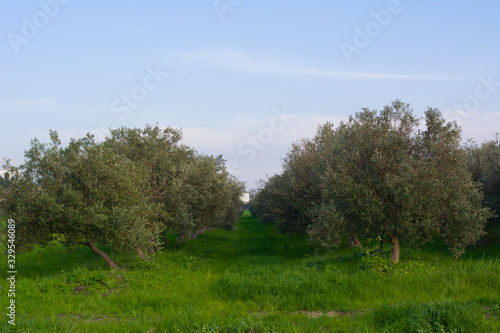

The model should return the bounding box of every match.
[1,211,499,332]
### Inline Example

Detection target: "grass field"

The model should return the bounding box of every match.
[1,210,499,332]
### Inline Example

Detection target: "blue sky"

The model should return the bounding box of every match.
[1,0,499,189]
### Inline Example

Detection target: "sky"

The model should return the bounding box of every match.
[1,0,499,189]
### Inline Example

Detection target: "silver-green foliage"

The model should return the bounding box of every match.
[250,100,493,262]
[1,131,158,268]
[0,125,244,268]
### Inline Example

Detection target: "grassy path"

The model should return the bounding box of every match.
[1,211,499,332]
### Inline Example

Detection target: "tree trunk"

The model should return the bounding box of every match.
[387,232,400,264]
[176,233,185,244]
[147,236,159,254]
[86,238,122,270]
[191,229,200,240]
[136,246,146,260]
[191,228,205,240]
[349,233,361,248]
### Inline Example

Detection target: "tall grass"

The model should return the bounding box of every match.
[0,210,498,332]
[213,255,500,310]
[370,301,490,333]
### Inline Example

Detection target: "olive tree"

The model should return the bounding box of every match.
[313,101,491,262]
[103,125,244,246]
[249,173,291,226]
[0,131,160,269]
[465,135,500,229]
[251,100,492,263]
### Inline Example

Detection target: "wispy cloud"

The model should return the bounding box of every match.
[176,114,346,153]
[0,98,56,109]
[178,48,448,80]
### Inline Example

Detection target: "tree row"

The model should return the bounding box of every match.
[249,100,498,263]
[0,125,244,269]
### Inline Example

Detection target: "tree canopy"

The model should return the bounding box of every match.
[465,134,500,229]
[1,126,244,269]
[250,100,493,263]
[103,125,244,244]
